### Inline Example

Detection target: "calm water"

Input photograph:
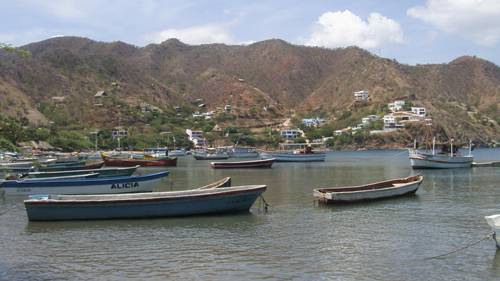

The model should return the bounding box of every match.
[1,149,500,281]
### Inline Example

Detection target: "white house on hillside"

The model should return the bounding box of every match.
[388,100,405,112]
[411,107,426,117]
[354,90,369,102]
[280,129,304,139]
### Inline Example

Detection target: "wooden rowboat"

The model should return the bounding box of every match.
[1,171,169,196]
[24,165,139,178]
[196,177,232,189]
[24,184,266,221]
[102,155,177,167]
[38,161,104,172]
[313,175,423,203]
[210,158,275,169]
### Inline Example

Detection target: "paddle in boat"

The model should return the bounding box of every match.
[24,183,266,221]
[210,158,275,169]
[485,214,500,249]
[313,175,423,203]
[1,171,169,196]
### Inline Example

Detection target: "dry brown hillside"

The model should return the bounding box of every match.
[0,37,498,143]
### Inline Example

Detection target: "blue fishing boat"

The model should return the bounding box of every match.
[1,171,168,196]
[24,184,266,221]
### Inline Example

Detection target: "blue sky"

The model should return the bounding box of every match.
[1,0,499,65]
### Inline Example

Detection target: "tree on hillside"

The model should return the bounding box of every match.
[0,42,30,57]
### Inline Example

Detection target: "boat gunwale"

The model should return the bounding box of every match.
[210,158,275,165]
[24,185,267,205]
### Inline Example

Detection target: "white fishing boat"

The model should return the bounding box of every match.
[262,143,326,162]
[168,148,187,156]
[229,146,260,158]
[313,175,423,203]
[485,214,500,249]
[409,138,473,169]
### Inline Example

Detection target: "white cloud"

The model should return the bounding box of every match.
[407,0,500,46]
[146,24,234,45]
[306,10,404,49]
[30,0,88,20]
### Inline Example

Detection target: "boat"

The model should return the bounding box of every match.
[472,161,500,167]
[24,184,266,221]
[0,161,35,173]
[102,154,177,167]
[313,175,423,203]
[1,171,168,196]
[23,165,139,178]
[485,214,500,249]
[210,158,275,169]
[262,143,326,162]
[193,148,230,160]
[409,138,473,169]
[11,173,100,181]
[38,161,105,172]
[168,148,187,157]
[229,146,260,158]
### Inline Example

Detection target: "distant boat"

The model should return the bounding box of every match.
[193,149,230,160]
[38,160,105,172]
[24,184,266,221]
[168,148,187,156]
[485,214,500,249]
[24,165,139,178]
[210,158,275,169]
[409,138,473,169]
[313,175,423,203]
[262,143,326,162]
[229,146,260,158]
[1,171,168,196]
[102,154,177,167]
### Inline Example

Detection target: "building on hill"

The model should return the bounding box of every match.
[361,115,379,125]
[411,107,426,117]
[388,100,405,112]
[354,90,369,102]
[280,129,304,139]
[95,90,108,98]
[302,118,325,127]
[186,129,206,147]
[383,112,428,129]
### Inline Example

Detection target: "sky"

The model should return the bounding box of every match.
[1,0,499,65]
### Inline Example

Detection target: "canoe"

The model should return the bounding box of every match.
[409,151,473,169]
[210,158,275,169]
[24,165,139,178]
[485,214,500,249]
[1,171,168,196]
[17,173,100,181]
[102,156,177,167]
[313,175,423,203]
[196,177,232,189]
[24,184,267,221]
[263,152,326,162]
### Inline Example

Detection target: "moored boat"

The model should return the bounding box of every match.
[24,165,139,178]
[196,177,232,189]
[1,171,168,196]
[24,184,266,221]
[409,138,473,169]
[38,161,105,172]
[193,149,230,160]
[313,175,423,203]
[210,158,275,169]
[485,214,500,249]
[229,146,260,158]
[262,143,326,162]
[102,155,177,167]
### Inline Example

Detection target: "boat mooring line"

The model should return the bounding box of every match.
[423,232,493,260]
[259,195,269,214]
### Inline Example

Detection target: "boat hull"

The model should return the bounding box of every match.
[210,158,275,169]
[485,214,500,249]
[193,154,230,160]
[314,175,423,203]
[26,165,139,178]
[410,156,473,169]
[265,152,326,162]
[24,185,266,221]
[103,157,177,167]
[1,171,168,196]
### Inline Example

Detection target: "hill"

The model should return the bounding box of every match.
[0,37,498,148]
